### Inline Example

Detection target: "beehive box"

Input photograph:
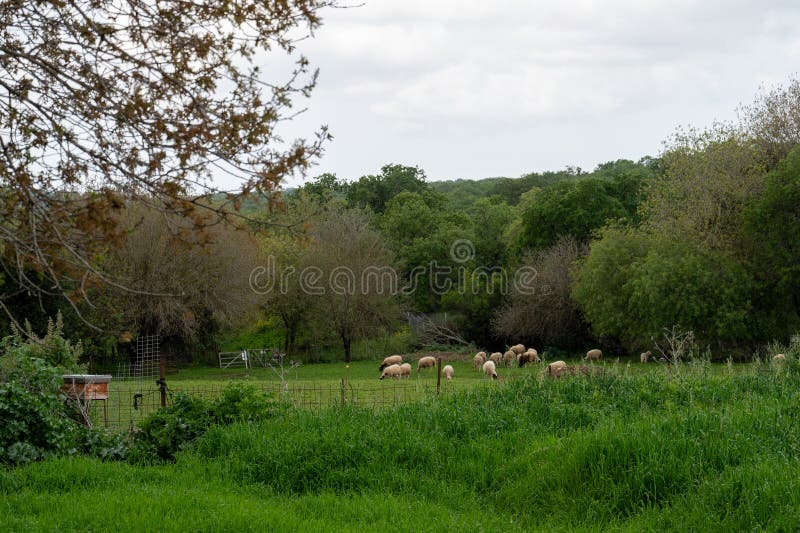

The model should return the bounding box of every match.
[61,374,112,400]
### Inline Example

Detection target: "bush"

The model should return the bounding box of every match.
[131,384,284,463]
[0,319,87,466]
[0,381,78,465]
[1,313,85,372]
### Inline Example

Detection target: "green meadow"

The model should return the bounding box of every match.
[3,360,799,531]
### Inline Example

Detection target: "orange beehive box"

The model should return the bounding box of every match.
[61,375,112,400]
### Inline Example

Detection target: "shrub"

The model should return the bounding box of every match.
[0,318,86,466]
[0,381,78,465]
[131,384,284,463]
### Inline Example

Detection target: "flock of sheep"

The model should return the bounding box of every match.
[378,355,455,381]
[378,344,611,382]
[473,345,604,380]
[379,348,792,382]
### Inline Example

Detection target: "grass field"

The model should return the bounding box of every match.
[91,351,675,428]
[3,358,799,531]
[91,352,739,429]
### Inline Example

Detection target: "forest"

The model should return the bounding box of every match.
[3,78,800,367]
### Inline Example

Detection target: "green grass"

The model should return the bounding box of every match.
[5,361,799,531]
[91,355,748,429]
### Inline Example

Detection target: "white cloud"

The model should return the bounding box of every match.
[262,0,800,187]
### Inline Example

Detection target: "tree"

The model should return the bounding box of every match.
[469,196,514,267]
[304,208,401,362]
[256,232,314,354]
[740,77,800,168]
[519,178,628,250]
[572,226,755,350]
[0,0,334,323]
[101,204,261,343]
[297,173,348,202]
[494,236,590,348]
[347,164,428,213]
[744,148,800,333]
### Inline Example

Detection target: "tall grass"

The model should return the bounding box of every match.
[3,364,800,530]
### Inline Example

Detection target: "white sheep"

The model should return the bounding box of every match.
[399,363,412,378]
[379,354,404,371]
[510,344,526,355]
[502,350,516,368]
[380,364,402,380]
[473,352,486,370]
[772,353,787,365]
[640,351,651,363]
[545,360,568,378]
[518,348,540,367]
[443,365,454,380]
[584,349,603,362]
[489,352,503,365]
[482,360,498,380]
[417,356,437,372]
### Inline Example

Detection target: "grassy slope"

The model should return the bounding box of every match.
[3,363,800,531]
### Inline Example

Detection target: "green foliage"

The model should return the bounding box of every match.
[0,381,77,465]
[216,318,284,353]
[626,239,754,343]
[5,368,800,530]
[296,172,348,202]
[572,226,649,345]
[3,313,84,372]
[131,384,284,463]
[574,227,755,348]
[744,148,800,329]
[347,164,429,213]
[519,178,628,250]
[468,196,514,266]
[0,318,90,465]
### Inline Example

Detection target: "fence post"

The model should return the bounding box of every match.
[340,379,346,407]
[157,357,167,407]
[436,357,442,398]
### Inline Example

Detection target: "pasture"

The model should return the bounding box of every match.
[3,356,799,531]
[91,352,666,428]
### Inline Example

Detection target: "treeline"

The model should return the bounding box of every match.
[3,79,800,363]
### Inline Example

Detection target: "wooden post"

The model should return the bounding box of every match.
[158,357,167,407]
[340,379,346,407]
[436,357,442,398]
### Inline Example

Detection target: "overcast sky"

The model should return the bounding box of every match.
[272,0,800,187]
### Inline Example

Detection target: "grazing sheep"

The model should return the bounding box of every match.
[510,344,526,356]
[773,353,787,365]
[473,352,486,370]
[379,354,404,371]
[443,365,454,380]
[503,350,516,368]
[417,356,437,372]
[545,360,568,378]
[399,363,412,378]
[489,352,503,365]
[640,351,651,363]
[380,364,402,380]
[584,349,603,362]
[518,348,540,367]
[482,360,499,380]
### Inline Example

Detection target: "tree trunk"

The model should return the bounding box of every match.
[343,335,352,364]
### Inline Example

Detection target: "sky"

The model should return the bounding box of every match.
[270,0,800,187]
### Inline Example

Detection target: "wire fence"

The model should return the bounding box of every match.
[87,380,460,429]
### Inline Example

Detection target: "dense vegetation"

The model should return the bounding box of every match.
[3,362,800,530]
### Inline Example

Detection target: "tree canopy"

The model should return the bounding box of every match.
[0,0,334,321]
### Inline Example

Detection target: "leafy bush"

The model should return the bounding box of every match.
[131,384,284,463]
[0,381,78,465]
[1,313,85,372]
[0,318,87,465]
